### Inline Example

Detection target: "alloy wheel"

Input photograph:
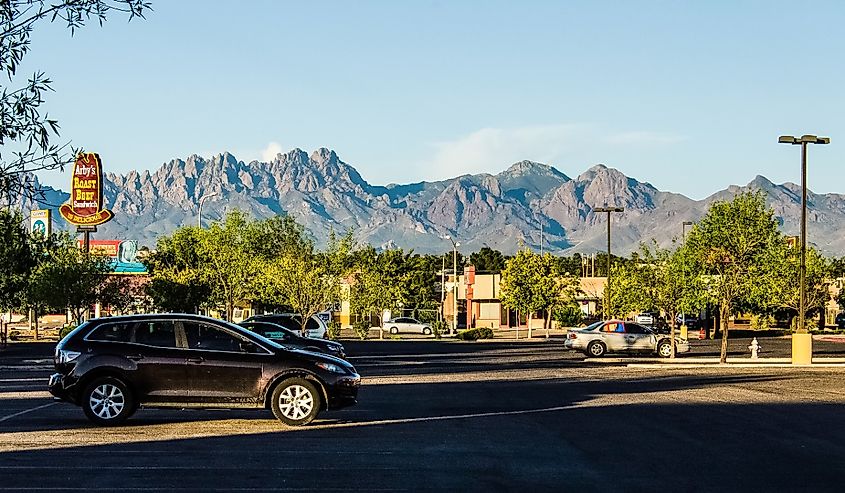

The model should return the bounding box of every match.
[278,384,314,420]
[89,383,125,420]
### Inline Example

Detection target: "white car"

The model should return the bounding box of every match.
[565,320,689,358]
[384,317,432,336]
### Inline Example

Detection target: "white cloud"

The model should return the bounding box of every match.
[259,142,284,162]
[417,124,685,180]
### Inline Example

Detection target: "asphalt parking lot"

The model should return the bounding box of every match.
[2,338,845,492]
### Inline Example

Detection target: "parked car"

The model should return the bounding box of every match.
[635,312,666,329]
[564,320,689,358]
[675,314,701,330]
[48,314,360,426]
[383,317,432,335]
[242,313,327,339]
[239,320,346,359]
[836,313,845,330]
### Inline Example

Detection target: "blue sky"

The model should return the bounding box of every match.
[20,0,844,199]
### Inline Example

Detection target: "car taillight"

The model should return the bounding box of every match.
[57,349,81,365]
[567,332,578,339]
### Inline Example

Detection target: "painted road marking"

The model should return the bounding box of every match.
[0,402,56,423]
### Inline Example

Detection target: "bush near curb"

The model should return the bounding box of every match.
[326,321,342,340]
[430,320,446,339]
[353,320,370,340]
[456,327,494,341]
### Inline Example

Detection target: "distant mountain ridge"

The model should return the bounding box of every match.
[17,147,845,256]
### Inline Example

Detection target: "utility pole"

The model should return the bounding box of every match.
[443,235,461,335]
[198,192,219,228]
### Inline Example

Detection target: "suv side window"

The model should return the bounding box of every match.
[87,322,133,343]
[183,322,243,352]
[133,321,178,348]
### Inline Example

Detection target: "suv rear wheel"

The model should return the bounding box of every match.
[271,378,320,426]
[82,377,135,426]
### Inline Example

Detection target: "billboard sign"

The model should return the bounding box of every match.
[59,153,114,227]
[76,239,146,274]
[30,209,51,236]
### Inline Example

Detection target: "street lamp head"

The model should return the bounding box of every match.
[682,221,694,226]
[779,135,830,145]
[455,242,461,247]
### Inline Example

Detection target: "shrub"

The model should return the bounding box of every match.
[353,320,370,340]
[58,324,76,339]
[750,314,775,331]
[326,321,342,340]
[456,327,494,341]
[553,304,583,328]
[430,320,446,340]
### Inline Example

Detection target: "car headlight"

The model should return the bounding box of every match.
[316,362,346,374]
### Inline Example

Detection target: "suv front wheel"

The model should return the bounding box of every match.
[271,378,321,426]
[82,377,136,426]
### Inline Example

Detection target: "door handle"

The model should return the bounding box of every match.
[187,357,204,364]
[127,354,144,361]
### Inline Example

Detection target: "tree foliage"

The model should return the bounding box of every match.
[685,191,782,362]
[0,0,151,202]
[469,247,506,273]
[500,249,580,338]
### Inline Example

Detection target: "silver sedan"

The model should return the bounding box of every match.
[384,317,433,336]
[564,320,689,358]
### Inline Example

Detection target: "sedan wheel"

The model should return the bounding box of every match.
[389,327,399,335]
[586,341,606,358]
[422,327,432,335]
[271,378,320,426]
[658,341,673,358]
[82,377,135,426]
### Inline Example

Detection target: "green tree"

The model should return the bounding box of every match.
[28,235,110,324]
[610,241,706,356]
[0,209,33,314]
[469,247,506,273]
[256,230,354,335]
[500,249,578,338]
[758,242,831,329]
[1,0,150,201]
[197,211,261,321]
[350,247,406,336]
[143,226,211,313]
[685,191,782,363]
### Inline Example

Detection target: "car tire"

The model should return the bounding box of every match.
[389,327,399,335]
[82,376,135,426]
[422,327,432,335]
[657,340,673,358]
[271,378,321,426]
[586,341,606,358]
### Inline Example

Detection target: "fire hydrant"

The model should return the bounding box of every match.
[748,338,761,359]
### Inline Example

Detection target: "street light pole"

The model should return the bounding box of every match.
[197,192,219,228]
[443,235,461,335]
[779,134,830,365]
[594,207,624,320]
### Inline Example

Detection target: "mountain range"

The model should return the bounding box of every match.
[17,147,845,256]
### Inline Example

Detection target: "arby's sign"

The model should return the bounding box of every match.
[59,153,114,226]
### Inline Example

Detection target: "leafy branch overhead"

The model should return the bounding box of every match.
[0,0,151,203]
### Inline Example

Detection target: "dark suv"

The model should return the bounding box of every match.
[49,314,360,426]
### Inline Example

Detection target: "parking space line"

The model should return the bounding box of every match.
[0,402,56,423]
